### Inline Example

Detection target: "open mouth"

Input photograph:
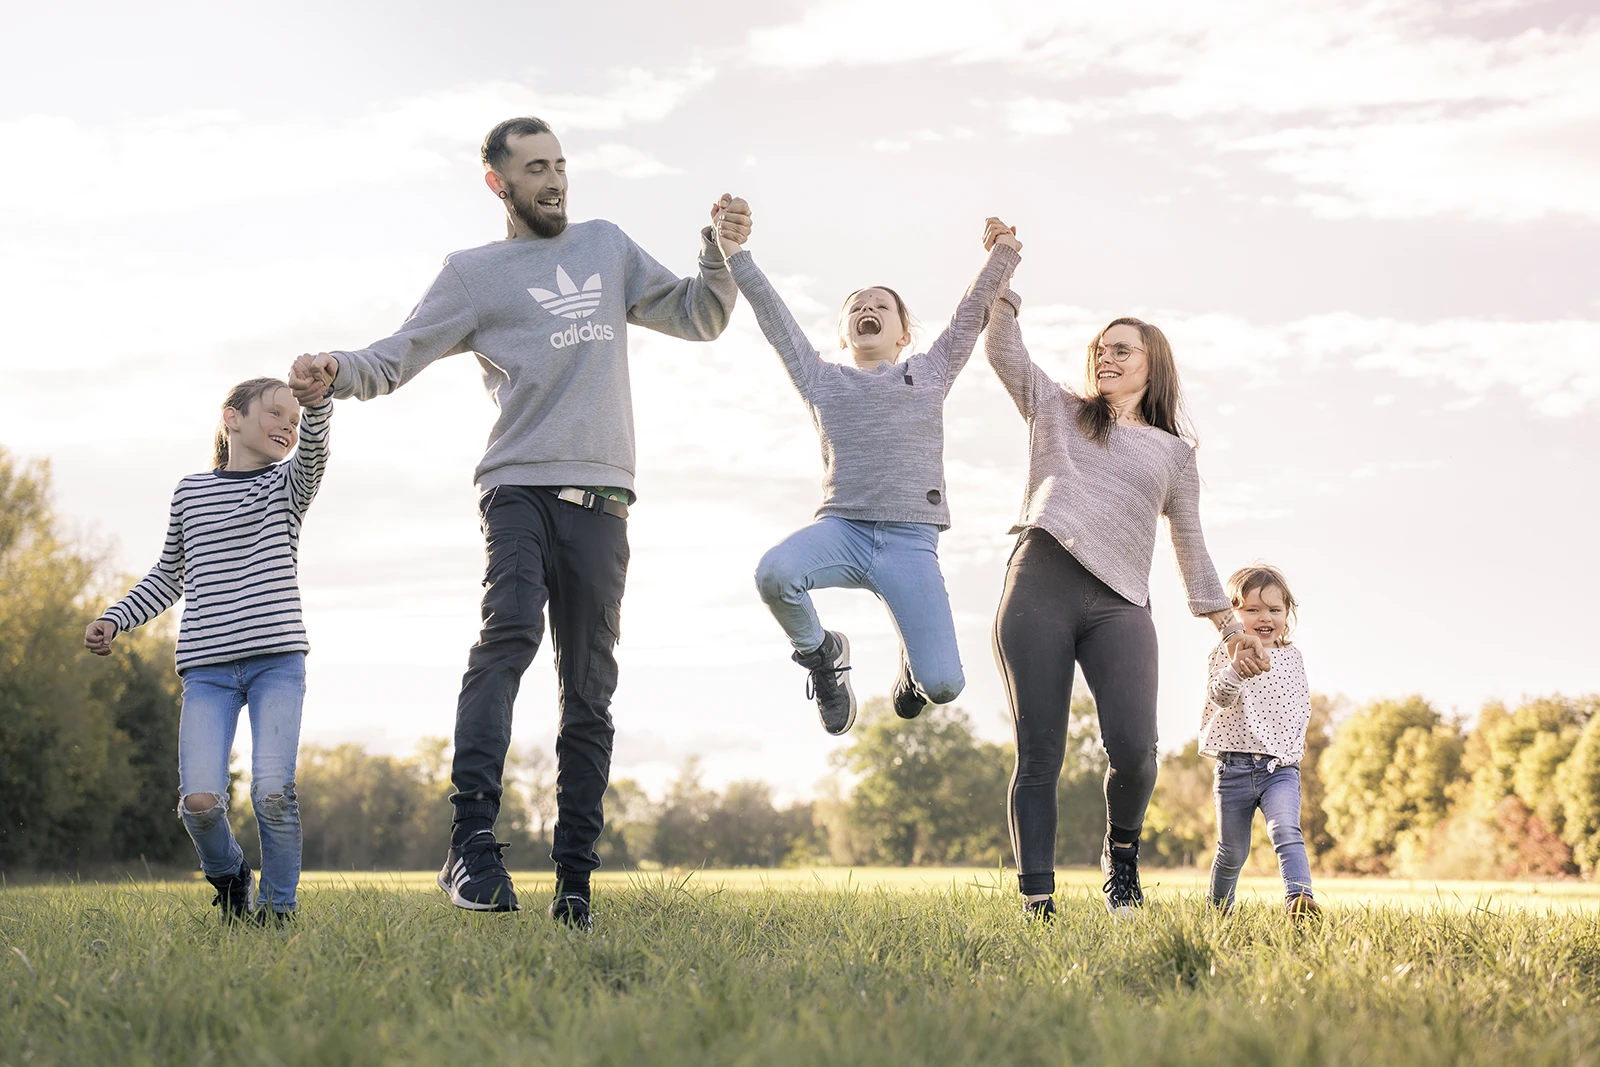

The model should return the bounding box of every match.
[1097,369,1121,381]
[1254,626,1275,638]
[268,434,291,449]
[537,196,563,212]
[857,314,881,336]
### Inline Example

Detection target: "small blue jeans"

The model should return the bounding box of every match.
[1208,752,1313,907]
[177,651,305,913]
[755,517,964,705]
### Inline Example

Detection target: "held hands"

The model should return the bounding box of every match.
[1226,631,1272,679]
[288,352,339,404]
[84,620,116,657]
[710,194,753,259]
[983,217,1022,254]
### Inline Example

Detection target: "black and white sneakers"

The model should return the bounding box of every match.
[1101,837,1145,914]
[1023,896,1057,923]
[794,630,856,735]
[437,830,521,912]
[891,652,928,720]
[549,893,593,931]
[206,857,256,922]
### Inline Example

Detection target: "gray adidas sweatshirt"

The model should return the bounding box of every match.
[728,243,1019,528]
[329,220,736,495]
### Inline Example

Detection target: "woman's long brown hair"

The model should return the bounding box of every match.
[1075,317,1196,447]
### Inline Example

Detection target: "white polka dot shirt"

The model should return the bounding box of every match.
[1199,644,1311,763]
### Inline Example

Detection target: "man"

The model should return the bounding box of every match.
[288,116,751,928]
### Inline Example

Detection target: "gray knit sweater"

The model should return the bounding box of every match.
[729,244,1019,528]
[985,291,1230,615]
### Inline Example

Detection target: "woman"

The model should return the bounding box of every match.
[713,204,1020,735]
[982,217,1267,917]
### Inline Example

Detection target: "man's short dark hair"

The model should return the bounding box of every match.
[481,117,554,171]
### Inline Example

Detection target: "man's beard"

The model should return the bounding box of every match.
[511,191,567,238]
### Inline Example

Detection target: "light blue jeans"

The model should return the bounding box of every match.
[755,517,964,705]
[1208,752,1313,907]
[178,651,305,913]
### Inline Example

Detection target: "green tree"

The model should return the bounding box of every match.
[1299,693,1342,864]
[837,699,1011,865]
[0,450,184,869]
[1554,710,1600,875]
[1144,741,1212,867]
[1318,695,1465,873]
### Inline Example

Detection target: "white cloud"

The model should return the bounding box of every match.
[746,1,1600,222]
[1015,303,1600,417]
[0,66,714,221]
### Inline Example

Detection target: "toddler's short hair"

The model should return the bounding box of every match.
[1225,564,1298,645]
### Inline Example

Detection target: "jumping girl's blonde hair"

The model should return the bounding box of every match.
[213,378,289,468]
[1225,564,1298,646]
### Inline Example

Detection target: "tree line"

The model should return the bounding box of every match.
[4,450,1598,878]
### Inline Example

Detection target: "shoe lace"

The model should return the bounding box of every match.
[1103,852,1141,904]
[462,837,511,874]
[804,665,851,700]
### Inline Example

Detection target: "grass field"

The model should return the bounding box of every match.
[4,869,1599,1065]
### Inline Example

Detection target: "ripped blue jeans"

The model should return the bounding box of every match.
[178,651,305,913]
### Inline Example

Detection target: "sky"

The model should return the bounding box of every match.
[4,0,1598,802]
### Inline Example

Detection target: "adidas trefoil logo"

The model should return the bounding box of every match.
[529,265,603,320]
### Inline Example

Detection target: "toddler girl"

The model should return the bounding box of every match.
[1201,564,1320,916]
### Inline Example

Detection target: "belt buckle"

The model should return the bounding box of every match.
[557,487,595,509]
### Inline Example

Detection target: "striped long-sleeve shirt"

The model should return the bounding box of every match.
[98,399,333,671]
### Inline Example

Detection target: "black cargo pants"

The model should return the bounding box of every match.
[450,485,628,876]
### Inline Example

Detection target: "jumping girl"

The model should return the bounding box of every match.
[712,207,1020,734]
[1202,564,1319,917]
[982,223,1269,918]
[85,374,332,921]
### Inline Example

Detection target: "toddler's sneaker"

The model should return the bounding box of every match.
[793,630,856,735]
[437,830,520,912]
[1286,893,1322,921]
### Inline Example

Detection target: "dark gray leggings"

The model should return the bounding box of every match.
[993,529,1160,896]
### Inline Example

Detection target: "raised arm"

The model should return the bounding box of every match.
[984,289,1059,420]
[622,216,739,341]
[318,263,479,402]
[286,398,333,517]
[88,489,185,652]
[724,250,824,400]
[922,234,1021,395]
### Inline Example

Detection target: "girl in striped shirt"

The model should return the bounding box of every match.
[85,376,332,922]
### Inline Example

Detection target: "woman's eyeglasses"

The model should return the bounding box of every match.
[1094,343,1145,363]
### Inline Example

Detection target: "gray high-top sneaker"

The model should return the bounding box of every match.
[793,630,856,735]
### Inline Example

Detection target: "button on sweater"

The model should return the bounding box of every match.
[728,243,1019,529]
[984,290,1230,615]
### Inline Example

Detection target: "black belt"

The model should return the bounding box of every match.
[552,487,628,519]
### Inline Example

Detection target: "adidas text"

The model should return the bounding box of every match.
[550,321,617,348]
